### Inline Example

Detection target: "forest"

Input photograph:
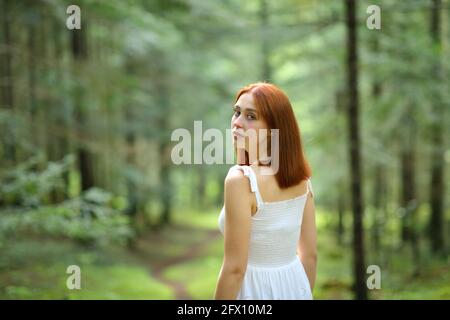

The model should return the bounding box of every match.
[0,0,449,300]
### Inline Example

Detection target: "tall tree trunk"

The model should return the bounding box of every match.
[370,34,383,254]
[428,0,445,254]
[345,0,367,300]
[259,0,271,82]
[372,164,383,252]
[27,12,44,164]
[400,118,421,274]
[124,103,139,222]
[335,90,346,246]
[337,189,345,245]
[1,0,16,163]
[156,53,173,226]
[71,26,95,191]
[159,141,172,226]
[400,148,413,243]
[53,20,70,200]
[39,13,50,170]
[27,24,37,119]
[124,103,140,246]
[197,166,206,209]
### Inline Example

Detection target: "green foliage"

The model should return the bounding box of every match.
[1,0,449,299]
[0,156,134,247]
[0,204,133,247]
[0,154,74,207]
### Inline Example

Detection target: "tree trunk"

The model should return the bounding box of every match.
[197,166,206,209]
[337,189,345,245]
[372,164,383,252]
[370,34,383,254]
[345,0,367,300]
[400,148,414,243]
[428,0,445,255]
[1,0,16,163]
[156,53,173,226]
[125,104,139,220]
[259,0,271,82]
[71,26,95,191]
[158,138,172,226]
[27,24,37,119]
[54,20,70,200]
[335,90,346,246]
[125,104,140,247]
[400,117,421,274]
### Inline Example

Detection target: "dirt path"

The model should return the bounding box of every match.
[132,225,221,300]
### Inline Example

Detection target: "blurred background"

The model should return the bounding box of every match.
[0,0,449,300]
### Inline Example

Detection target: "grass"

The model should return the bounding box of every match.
[0,206,448,300]
[172,208,222,230]
[163,254,222,300]
[65,265,173,299]
[0,238,174,300]
[164,207,450,300]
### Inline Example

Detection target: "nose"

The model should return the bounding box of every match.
[232,114,244,129]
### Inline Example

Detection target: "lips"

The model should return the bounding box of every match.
[232,128,245,138]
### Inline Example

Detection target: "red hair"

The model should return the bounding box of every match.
[234,82,312,188]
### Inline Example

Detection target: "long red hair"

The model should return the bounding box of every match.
[234,82,312,188]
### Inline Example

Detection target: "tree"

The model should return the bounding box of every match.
[428,0,446,255]
[259,0,272,82]
[1,0,16,163]
[345,0,367,300]
[71,25,95,191]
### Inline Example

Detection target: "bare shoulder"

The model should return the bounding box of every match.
[224,168,253,218]
[224,167,254,205]
[224,167,249,191]
[305,178,314,198]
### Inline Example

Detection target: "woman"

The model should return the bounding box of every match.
[214,82,317,300]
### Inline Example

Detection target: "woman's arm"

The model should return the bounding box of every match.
[214,170,252,300]
[297,192,317,292]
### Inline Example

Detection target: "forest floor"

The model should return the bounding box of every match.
[0,208,449,299]
[131,224,222,299]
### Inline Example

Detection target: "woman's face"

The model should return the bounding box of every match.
[231,93,270,163]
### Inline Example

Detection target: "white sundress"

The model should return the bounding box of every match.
[218,165,314,300]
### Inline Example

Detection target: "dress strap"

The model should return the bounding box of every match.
[306,178,314,198]
[233,165,264,209]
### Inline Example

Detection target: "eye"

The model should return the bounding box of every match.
[233,110,240,117]
[247,114,256,120]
